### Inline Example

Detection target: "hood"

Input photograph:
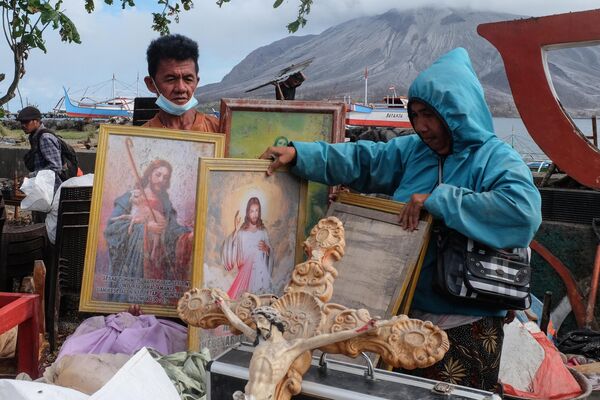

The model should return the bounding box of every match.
[408,47,495,154]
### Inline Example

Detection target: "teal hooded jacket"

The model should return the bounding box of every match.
[291,48,542,316]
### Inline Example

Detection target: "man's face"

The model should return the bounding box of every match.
[146,58,198,105]
[149,166,170,194]
[20,119,40,135]
[248,203,260,225]
[254,314,272,341]
[409,101,452,155]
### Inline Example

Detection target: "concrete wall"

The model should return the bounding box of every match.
[0,145,97,179]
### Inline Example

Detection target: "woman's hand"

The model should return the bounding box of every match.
[259,146,297,175]
[399,193,430,231]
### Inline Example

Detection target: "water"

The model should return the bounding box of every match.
[492,117,596,162]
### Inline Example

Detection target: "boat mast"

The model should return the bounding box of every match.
[364,66,368,105]
[112,73,116,100]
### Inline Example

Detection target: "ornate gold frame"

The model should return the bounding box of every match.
[79,125,225,317]
[189,158,308,350]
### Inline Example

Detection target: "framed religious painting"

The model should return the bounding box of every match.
[189,158,307,353]
[323,192,432,366]
[326,192,433,320]
[79,125,225,317]
[219,98,345,235]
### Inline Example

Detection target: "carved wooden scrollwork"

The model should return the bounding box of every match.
[285,217,345,303]
[178,216,450,400]
[177,288,267,331]
[317,304,449,370]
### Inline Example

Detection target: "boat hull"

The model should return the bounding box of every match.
[346,109,412,128]
[63,88,132,119]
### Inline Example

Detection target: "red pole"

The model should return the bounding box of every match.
[585,245,600,327]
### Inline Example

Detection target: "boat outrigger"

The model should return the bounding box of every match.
[62,87,133,119]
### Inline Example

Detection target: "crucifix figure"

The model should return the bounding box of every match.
[213,292,382,400]
[178,216,449,400]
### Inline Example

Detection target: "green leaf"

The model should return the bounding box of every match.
[287,20,300,33]
[273,0,283,8]
[84,0,95,13]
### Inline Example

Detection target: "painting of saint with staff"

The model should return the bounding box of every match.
[79,126,224,316]
[104,150,193,292]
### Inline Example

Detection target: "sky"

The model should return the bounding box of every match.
[0,0,598,112]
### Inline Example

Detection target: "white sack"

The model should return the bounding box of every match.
[90,347,180,400]
[20,170,55,212]
[43,353,131,395]
[0,380,88,400]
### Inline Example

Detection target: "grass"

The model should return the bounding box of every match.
[1,128,92,143]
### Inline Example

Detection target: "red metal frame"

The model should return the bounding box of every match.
[478,9,600,189]
[530,240,586,328]
[0,293,40,378]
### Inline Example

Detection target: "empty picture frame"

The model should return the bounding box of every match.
[219,98,346,235]
[80,125,225,317]
[326,192,432,320]
[189,158,308,353]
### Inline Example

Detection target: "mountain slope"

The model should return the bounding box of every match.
[197,8,600,117]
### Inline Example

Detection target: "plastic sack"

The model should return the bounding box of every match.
[503,329,582,399]
[20,169,55,212]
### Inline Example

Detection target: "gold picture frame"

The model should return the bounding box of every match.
[189,158,308,353]
[327,192,432,319]
[79,125,225,317]
[219,98,346,237]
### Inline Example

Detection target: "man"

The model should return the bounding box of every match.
[143,34,219,132]
[18,106,63,191]
[104,159,193,304]
[221,197,273,299]
[212,290,380,400]
[261,48,542,391]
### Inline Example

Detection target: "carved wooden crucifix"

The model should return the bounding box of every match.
[178,216,449,400]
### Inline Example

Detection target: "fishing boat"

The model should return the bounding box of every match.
[344,70,412,128]
[345,96,412,128]
[62,87,133,119]
[55,75,150,119]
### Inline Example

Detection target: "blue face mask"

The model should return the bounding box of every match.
[152,79,199,116]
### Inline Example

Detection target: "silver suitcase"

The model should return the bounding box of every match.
[207,344,500,400]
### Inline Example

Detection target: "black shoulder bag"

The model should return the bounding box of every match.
[432,159,532,310]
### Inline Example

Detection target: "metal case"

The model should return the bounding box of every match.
[207,344,500,400]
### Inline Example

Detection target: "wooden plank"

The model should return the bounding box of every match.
[0,295,35,333]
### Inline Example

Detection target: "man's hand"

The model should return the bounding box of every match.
[259,146,297,176]
[399,194,430,231]
[258,240,270,255]
[147,219,166,234]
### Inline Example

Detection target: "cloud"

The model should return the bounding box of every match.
[0,0,597,111]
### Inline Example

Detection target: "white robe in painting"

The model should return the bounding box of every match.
[221,228,273,299]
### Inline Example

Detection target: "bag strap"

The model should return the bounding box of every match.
[431,156,446,194]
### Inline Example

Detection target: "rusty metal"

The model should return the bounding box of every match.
[478,9,600,189]
[530,240,586,328]
[585,219,600,327]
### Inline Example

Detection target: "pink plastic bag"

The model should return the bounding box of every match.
[503,332,582,399]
